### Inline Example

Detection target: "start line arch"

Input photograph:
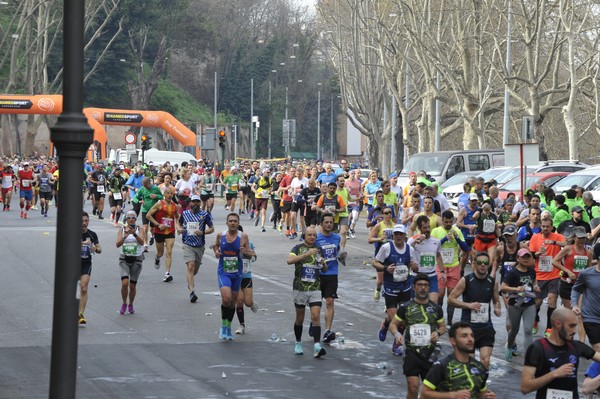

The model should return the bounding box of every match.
[0,95,199,160]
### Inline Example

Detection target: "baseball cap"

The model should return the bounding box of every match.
[392,224,406,234]
[469,193,479,201]
[190,194,201,201]
[525,189,535,197]
[517,248,532,257]
[148,161,154,165]
[503,224,517,236]
[125,210,137,218]
[22,162,29,166]
[389,172,398,179]
[504,198,515,206]
[263,168,270,174]
[573,226,587,238]
[409,171,417,177]
[572,206,584,213]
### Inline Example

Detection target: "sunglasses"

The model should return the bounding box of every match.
[475,260,490,265]
[126,216,136,219]
[382,211,391,215]
[415,283,430,287]
[520,254,532,258]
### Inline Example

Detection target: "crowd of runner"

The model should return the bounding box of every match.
[5,154,600,397]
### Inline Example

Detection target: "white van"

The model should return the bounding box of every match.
[109,148,197,166]
[398,149,505,186]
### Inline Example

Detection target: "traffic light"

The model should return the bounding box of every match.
[141,135,152,151]
[218,130,226,148]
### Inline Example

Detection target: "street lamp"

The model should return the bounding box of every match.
[317,83,321,160]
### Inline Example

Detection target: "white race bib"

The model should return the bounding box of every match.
[441,248,455,264]
[186,222,199,232]
[205,183,213,191]
[546,389,572,399]
[409,323,431,346]
[321,244,337,262]
[393,264,409,282]
[242,258,252,274]
[96,184,105,193]
[470,303,489,324]
[22,179,30,187]
[112,192,122,200]
[482,218,495,233]
[301,264,317,283]
[161,217,173,228]
[538,255,553,272]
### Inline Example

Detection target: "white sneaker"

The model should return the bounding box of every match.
[251,302,259,313]
[235,325,245,335]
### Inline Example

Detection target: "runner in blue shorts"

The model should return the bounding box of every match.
[213,213,251,341]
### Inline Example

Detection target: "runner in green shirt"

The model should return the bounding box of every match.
[135,177,163,251]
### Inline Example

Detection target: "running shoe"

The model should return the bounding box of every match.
[504,343,513,362]
[190,291,198,303]
[373,289,381,301]
[544,328,552,338]
[20,211,24,218]
[251,302,259,313]
[92,208,97,215]
[254,217,259,226]
[143,245,149,253]
[378,320,388,341]
[113,221,118,227]
[154,257,160,269]
[79,313,87,326]
[98,213,104,220]
[119,304,127,314]
[149,236,155,245]
[350,230,356,239]
[225,327,234,341]
[163,273,173,282]
[128,304,135,314]
[269,212,274,223]
[509,344,519,356]
[313,343,326,358]
[235,325,245,335]
[532,321,538,335]
[294,342,303,355]
[338,250,347,266]
[110,213,114,221]
[285,229,290,237]
[219,326,227,340]
[44,212,48,217]
[23,212,28,219]
[323,330,336,344]
[277,225,283,233]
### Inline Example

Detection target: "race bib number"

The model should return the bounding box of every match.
[205,183,213,191]
[161,217,173,228]
[325,205,336,213]
[231,184,238,191]
[409,324,431,346]
[546,389,573,399]
[112,192,122,200]
[420,253,436,268]
[122,243,137,255]
[260,190,270,199]
[186,222,199,232]
[321,244,337,262]
[96,184,105,193]
[393,265,409,282]
[538,256,553,272]
[238,180,246,188]
[22,179,30,187]
[441,248,455,264]
[470,303,489,324]
[573,255,588,272]
[482,218,495,233]
[81,244,91,259]
[242,258,251,274]
[223,256,239,274]
[301,264,317,283]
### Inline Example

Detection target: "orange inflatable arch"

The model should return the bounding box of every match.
[0,95,199,160]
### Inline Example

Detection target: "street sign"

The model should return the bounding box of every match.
[125,144,136,153]
[124,132,136,145]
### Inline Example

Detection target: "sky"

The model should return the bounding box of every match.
[295,0,316,9]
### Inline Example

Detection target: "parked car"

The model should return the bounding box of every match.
[551,165,600,195]
[534,160,588,173]
[441,172,475,203]
[498,172,570,201]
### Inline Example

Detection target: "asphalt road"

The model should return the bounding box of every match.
[0,195,590,398]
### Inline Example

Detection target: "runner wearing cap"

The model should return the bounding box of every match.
[372,223,418,355]
[116,210,145,315]
[557,205,591,237]
[223,167,242,214]
[199,166,216,213]
[496,223,521,351]
[1,164,16,211]
[177,194,214,303]
[402,171,418,198]
[408,215,444,304]
[472,202,501,276]
[457,193,480,275]
[500,248,540,361]
[431,210,469,325]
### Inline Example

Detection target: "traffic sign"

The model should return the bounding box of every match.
[124,132,136,144]
[125,144,136,153]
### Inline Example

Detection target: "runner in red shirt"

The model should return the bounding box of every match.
[18,162,35,218]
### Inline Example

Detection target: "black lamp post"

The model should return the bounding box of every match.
[48,0,94,397]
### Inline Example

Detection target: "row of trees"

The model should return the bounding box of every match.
[0,0,340,160]
[317,0,600,172]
